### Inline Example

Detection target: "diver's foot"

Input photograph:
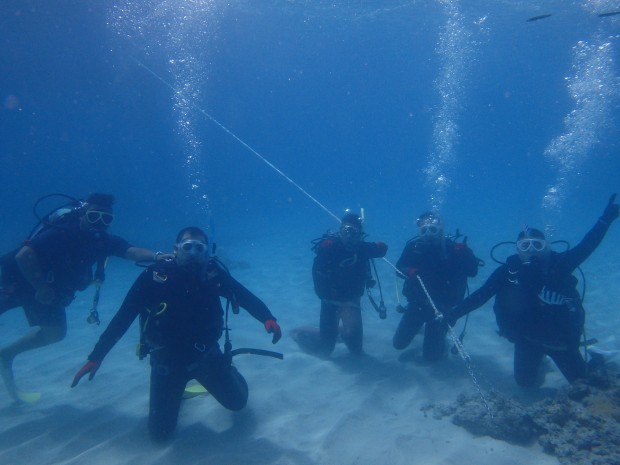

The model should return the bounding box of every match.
[0,352,20,402]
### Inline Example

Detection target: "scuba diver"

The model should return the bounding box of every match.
[72,226,281,443]
[393,212,479,361]
[0,193,164,402]
[294,210,387,357]
[449,194,619,387]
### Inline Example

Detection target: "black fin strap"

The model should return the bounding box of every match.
[230,348,284,360]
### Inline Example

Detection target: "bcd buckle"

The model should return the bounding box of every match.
[193,342,207,353]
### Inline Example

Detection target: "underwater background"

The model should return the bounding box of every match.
[2,0,619,251]
[1,1,620,464]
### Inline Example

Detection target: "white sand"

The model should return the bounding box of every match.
[1,235,618,465]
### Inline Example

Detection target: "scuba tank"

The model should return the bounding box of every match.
[27,193,87,240]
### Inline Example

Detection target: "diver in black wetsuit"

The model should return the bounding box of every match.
[0,193,163,401]
[393,212,479,361]
[72,226,281,442]
[449,195,619,387]
[295,211,387,357]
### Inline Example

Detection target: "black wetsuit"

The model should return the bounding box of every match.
[393,237,479,360]
[88,258,276,442]
[0,226,131,327]
[312,236,387,355]
[453,218,613,386]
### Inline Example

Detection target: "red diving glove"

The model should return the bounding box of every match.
[264,319,282,344]
[71,360,101,387]
[406,267,418,278]
[375,241,388,255]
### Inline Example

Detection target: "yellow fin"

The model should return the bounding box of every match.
[183,384,209,400]
[16,391,42,403]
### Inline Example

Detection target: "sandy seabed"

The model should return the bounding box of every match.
[1,239,618,465]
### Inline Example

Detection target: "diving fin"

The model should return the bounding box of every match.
[1,362,41,404]
[16,390,42,403]
[183,384,209,400]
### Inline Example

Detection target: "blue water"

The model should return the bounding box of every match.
[2,3,620,463]
[1,0,619,271]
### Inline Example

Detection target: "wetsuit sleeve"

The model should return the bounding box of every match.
[106,234,133,258]
[312,240,333,300]
[451,265,503,320]
[88,271,148,362]
[561,217,613,273]
[361,241,388,259]
[220,272,276,323]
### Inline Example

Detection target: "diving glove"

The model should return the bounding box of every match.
[71,360,101,387]
[601,193,619,224]
[264,319,282,344]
